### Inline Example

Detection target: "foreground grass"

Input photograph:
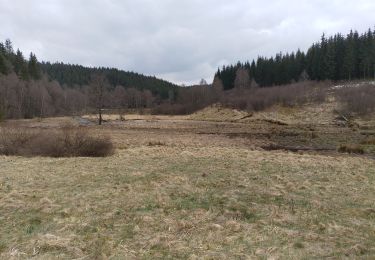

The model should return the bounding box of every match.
[1,146,375,259]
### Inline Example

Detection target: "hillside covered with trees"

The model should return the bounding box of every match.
[216,28,375,89]
[1,27,375,120]
[0,39,178,120]
[40,63,177,99]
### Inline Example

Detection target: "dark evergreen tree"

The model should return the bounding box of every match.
[28,52,41,80]
[342,31,356,80]
[4,39,14,56]
[0,53,8,74]
[39,62,178,100]
[215,27,375,89]
[13,49,26,75]
[321,37,336,80]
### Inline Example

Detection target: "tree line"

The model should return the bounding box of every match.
[40,62,178,99]
[0,40,177,120]
[215,28,375,89]
[0,39,178,99]
[0,71,161,120]
[0,39,42,80]
[1,27,374,120]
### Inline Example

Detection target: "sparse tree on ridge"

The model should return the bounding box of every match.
[199,78,208,85]
[0,53,8,74]
[4,39,14,56]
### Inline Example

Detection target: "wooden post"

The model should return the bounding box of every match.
[99,108,102,125]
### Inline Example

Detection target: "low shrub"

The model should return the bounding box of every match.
[336,84,375,116]
[147,141,166,146]
[0,126,114,157]
[221,81,330,112]
[0,127,37,155]
[151,81,330,115]
[337,144,364,154]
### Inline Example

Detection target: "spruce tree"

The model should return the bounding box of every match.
[14,49,26,75]
[0,53,8,74]
[343,31,355,80]
[322,38,336,80]
[28,52,41,80]
[4,39,14,56]
[215,27,375,87]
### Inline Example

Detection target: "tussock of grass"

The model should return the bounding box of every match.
[147,140,166,146]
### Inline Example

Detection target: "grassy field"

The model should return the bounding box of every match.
[1,105,375,259]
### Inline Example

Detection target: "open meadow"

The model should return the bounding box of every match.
[1,4,375,259]
[1,102,375,259]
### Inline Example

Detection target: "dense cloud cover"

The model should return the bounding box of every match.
[1,0,374,84]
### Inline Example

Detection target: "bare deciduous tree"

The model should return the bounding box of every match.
[88,74,109,125]
[234,68,251,89]
[212,75,224,101]
[142,90,154,108]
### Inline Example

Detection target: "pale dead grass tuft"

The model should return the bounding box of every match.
[189,104,250,122]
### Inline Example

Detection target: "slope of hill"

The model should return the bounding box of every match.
[189,104,251,122]
[216,27,375,90]
[40,62,178,99]
[0,39,178,101]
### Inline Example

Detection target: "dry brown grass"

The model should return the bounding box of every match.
[361,137,375,145]
[338,144,365,154]
[0,114,375,259]
[191,100,339,126]
[189,104,251,122]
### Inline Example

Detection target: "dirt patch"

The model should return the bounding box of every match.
[261,144,336,153]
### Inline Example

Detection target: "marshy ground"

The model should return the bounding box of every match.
[1,103,375,259]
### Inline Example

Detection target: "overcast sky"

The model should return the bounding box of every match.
[1,0,374,85]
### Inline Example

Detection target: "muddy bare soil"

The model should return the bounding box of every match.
[97,117,375,158]
[4,114,374,157]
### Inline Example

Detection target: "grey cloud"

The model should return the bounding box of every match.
[0,0,374,85]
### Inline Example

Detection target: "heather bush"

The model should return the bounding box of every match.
[0,126,114,157]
